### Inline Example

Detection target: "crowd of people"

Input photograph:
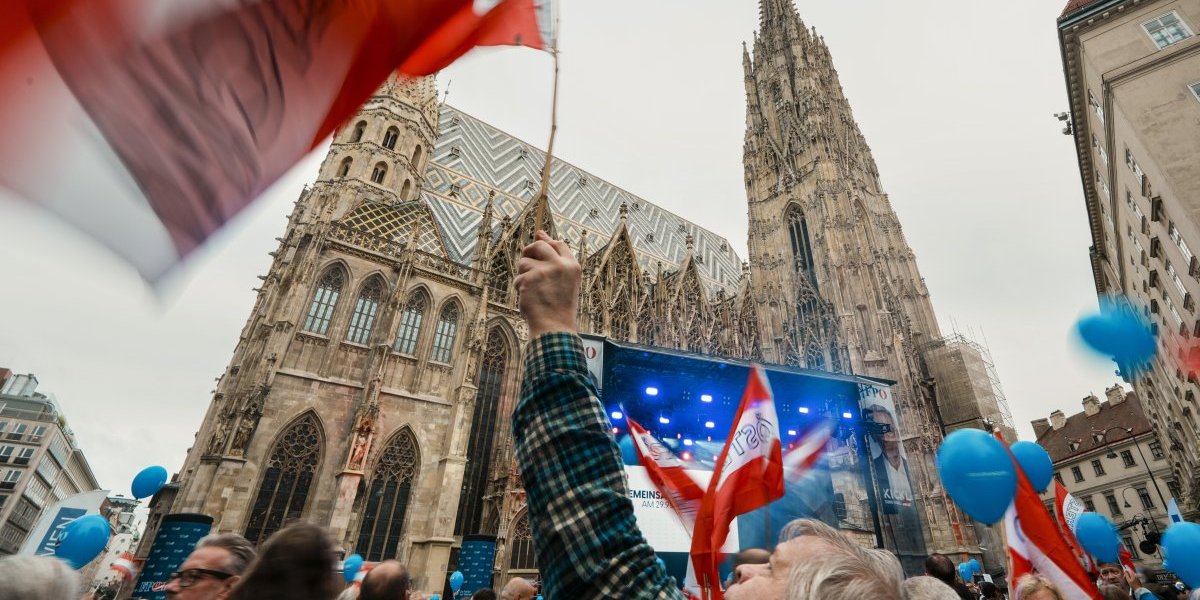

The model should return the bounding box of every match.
[0,232,1196,599]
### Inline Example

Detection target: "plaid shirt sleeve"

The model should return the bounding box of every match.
[513,333,685,600]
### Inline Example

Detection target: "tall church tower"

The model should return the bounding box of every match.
[744,0,978,568]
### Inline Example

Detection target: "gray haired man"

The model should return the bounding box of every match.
[162,532,256,600]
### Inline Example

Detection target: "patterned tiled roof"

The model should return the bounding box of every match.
[421,106,745,293]
[1061,0,1105,18]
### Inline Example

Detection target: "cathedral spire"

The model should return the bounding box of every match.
[759,0,797,28]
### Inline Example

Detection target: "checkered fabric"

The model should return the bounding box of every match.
[513,333,685,599]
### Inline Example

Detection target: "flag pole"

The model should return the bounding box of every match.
[536,8,561,204]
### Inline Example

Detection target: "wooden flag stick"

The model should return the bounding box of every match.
[535,9,561,203]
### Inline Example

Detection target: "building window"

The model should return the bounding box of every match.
[1143,11,1193,49]
[382,127,399,150]
[411,145,423,167]
[1105,492,1122,516]
[1169,222,1194,264]
[0,422,6,434]
[27,426,45,443]
[1092,459,1106,477]
[1093,134,1109,165]
[351,121,366,143]
[345,279,383,345]
[355,429,418,562]
[400,179,412,201]
[245,413,322,545]
[14,447,33,465]
[1138,487,1154,509]
[1191,82,1200,103]
[1150,440,1165,459]
[1120,449,1136,468]
[371,162,387,185]
[787,205,818,288]
[1084,496,1097,512]
[303,268,344,335]
[1126,149,1145,187]
[1089,89,1105,124]
[393,293,427,355]
[0,446,11,463]
[1168,479,1183,499]
[508,510,537,571]
[430,304,459,363]
[1123,535,1140,559]
[1072,466,1085,482]
[455,329,509,536]
[1,470,20,489]
[337,157,352,178]
[6,424,27,441]
[1055,472,1065,486]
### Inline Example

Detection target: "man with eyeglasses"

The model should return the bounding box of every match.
[163,532,256,600]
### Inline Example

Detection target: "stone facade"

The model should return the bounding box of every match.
[1059,0,1200,518]
[145,0,1003,591]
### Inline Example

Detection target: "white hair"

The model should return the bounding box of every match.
[781,519,904,600]
[0,555,82,600]
[902,576,961,600]
[335,586,360,600]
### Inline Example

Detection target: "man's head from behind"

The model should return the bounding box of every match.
[499,577,536,600]
[359,560,409,600]
[924,553,957,586]
[902,576,961,600]
[164,533,256,600]
[724,518,903,600]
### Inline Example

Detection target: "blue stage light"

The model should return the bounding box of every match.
[842,411,853,419]
[704,421,715,429]
[645,387,659,396]
[700,394,713,403]
[798,406,810,414]
[611,410,623,420]
[683,439,693,446]
[787,429,797,436]
[659,415,670,424]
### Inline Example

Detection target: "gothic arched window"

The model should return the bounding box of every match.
[455,329,509,536]
[394,292,427,355]
[411,145,423,167]
[508,510,537,570]
[400,179,412,201]
[382,127,399,150]
[356,430,419,561]
[346,278,384,344]
[245,413,322,545]
[371,163,388,184]
[303,268,344,335]
[787,206,818,289]
[430,303,459,363]
[351,121,366,143]
[337,157,352,178]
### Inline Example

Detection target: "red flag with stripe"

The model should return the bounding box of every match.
[1,0,552,281]
[689,365,784,600]
[628,416,705,531]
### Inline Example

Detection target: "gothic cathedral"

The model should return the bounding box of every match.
[148,0,987,590]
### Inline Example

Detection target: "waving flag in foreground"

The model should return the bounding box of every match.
[110,551,138,583]
[1006,451,1101,598]
[628,416,705,531]
[690,365,784,600]
[1,0,553,282]
[1054,479,1137,573]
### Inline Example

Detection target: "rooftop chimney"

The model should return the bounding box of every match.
[1032,418,1052,439]
[1106,383,1127,405]
[1050,410,1067,430]
[1082,394,1101,416]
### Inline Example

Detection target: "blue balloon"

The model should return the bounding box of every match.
[937,429,1017,524]
[957,562,971,581]
[1076,297,1156,373]
[131,465,169,499]
[969,558,981,574]
[1010,441,1055,493]
[55,514,111,569]
[1163,522,1200,588]
[1076,512,1121,563]
[342,553,364,583]
[449,570,464,593]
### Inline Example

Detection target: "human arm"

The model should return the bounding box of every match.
[511,231,682,599]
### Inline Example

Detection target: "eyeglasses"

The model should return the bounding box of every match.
[166,568,234,588]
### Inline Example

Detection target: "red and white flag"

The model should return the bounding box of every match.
[628,416,705,531]
[110,551,137,582]
[1006,466,1101,599]
[1,0,553,282]
[1054,479,1137,573]
[782,419,834,482]
[690,365,784,600]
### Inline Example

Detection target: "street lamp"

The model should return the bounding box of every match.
[1092,426,1169,510]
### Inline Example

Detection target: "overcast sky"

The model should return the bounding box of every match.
[0,0,1116,498]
